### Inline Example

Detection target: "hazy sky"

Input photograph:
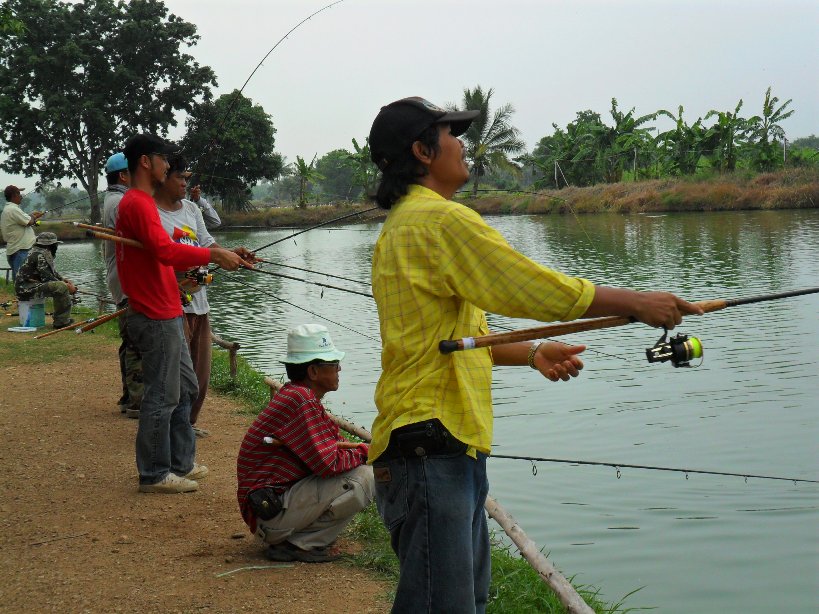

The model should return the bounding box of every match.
[2,0,817,191]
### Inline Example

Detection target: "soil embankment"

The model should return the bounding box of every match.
[0,323,390,613]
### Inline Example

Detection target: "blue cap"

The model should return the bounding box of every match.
[104,152,128,174]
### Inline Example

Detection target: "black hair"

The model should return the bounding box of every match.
[284,359,323,383]
[374,125,441,209]
[167,153,187,176]
[106,171,121,186]
[48,244,57,256]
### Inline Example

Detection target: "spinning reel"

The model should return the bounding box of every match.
[645,329,703,368]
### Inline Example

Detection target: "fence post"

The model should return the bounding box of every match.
[211,332,240,379]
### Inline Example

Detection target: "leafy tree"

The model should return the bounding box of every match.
[791,135,819,150]
[40,183,73,218]
[181,90,283,212]
[655,106,714,176]
[704,100,748,173]
[746,87,794,172]
[531,111,607,187]
[451,86,525,196]
[349,138,379,199]
[293,155,324,208]
[315,149,359,200]
[0,0,217,222]
[0,4,25,35]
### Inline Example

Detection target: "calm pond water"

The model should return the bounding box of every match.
[55,209,818,613]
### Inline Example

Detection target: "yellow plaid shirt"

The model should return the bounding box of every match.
[370,184,595,461]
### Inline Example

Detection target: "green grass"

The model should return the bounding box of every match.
[0,280,120,363]
[209,344,629,613]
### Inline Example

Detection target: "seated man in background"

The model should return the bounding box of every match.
[14,232,76,329]
[237,324,374,563]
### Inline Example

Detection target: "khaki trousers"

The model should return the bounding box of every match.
[256,465,374,550]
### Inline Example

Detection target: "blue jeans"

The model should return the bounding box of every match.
[127,312,198,485]
[7,249,29,280]
[374,451,490,613]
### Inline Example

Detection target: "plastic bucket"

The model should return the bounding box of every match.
[19,300,46,328]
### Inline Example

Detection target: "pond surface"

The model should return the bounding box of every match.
[55,208,819,613]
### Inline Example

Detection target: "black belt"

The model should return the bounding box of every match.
[377,419,468,461]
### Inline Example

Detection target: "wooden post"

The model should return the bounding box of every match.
[254,386,595,614]
[211,332,240,379]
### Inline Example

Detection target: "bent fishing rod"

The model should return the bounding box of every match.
[490,453,818,485]
[439,288,819,368]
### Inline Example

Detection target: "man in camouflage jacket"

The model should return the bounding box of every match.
[14,232,77,328]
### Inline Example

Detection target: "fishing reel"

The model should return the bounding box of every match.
[185,266,213,287]
[645,329,703,368]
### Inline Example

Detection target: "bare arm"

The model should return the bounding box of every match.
[583,286,703,329]
[492,340,586,382]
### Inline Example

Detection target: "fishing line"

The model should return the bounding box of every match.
[240,266,373,298]
[256,259,370,286]
[490,453,818,485]
[197,0,350,192]
[227,274,379,342]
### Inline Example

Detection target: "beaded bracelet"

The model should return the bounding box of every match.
[527,341,543,370]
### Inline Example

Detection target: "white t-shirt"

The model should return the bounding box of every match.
[157,200,215,315]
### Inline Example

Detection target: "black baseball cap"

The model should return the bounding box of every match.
[122,133,177,167]
[369,97,479,171]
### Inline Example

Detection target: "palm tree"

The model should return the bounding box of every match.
[451,86,525,196]
[293,155,324,208]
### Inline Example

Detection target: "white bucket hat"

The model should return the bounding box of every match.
[281,324,346,364]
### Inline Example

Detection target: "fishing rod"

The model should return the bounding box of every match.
[490,453,818,485]
[248,206,380,255]
[72,222,115,234]
[33,307,126,340]
[439,288,819,368]
[256,258,371,286]
[197,0,349,191]
[229,275,379,342]
[241,266,373,299]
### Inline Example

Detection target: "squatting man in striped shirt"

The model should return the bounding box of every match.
[236,324,374,563]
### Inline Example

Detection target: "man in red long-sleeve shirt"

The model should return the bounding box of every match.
[237,324,374,562]
[117,133,251,494]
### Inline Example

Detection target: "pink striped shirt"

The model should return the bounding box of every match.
[236,382,367,530]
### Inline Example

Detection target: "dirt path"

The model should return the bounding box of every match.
[0,333,390,613]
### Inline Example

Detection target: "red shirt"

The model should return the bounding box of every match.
[115,189,210,319]
[236,383,368,531]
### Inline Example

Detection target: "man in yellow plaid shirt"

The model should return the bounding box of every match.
[367,96,702,613]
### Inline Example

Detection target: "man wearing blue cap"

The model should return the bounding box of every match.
[101,152,142,418]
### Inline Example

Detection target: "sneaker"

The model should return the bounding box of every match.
[181,463,208,481]
[126,408,140,419]
[52,318,75,329]
[192,426,210,438]
[265,541,340,563]
[138,473,198,494]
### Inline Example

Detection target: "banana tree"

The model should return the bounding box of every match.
[293,155,324,208]
[746,87,794,171]
[704,100,748,173]
[656,106,714,176]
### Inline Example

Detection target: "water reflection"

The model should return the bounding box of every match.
[52,210,818,614]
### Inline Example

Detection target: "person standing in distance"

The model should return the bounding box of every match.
[1,185,43,279]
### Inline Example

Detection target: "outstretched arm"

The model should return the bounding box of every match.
[492,340,586,382]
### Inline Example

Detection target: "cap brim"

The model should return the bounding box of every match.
[280,349,346,364]
[435,109,480,137]
[180,171,192,178]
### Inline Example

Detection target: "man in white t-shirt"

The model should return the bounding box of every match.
[1,185,43,279]
[155,154,255,437]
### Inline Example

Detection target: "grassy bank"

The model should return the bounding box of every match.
[218,202,386,229]
[210,350,631,613]
[461,168,819,216]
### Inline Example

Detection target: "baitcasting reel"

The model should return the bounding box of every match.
[646,329,703,368]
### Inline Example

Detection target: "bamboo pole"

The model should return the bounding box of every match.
[72,222,116,234]
[439,288,819,354]
[84,230,143,249]
[260,376,594,614]
[75,308,126,333]
[211,332,240,378]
